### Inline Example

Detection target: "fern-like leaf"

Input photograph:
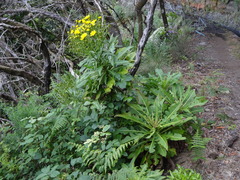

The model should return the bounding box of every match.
[52,115,68,132]
[190,130,211,161]
[81,141,134,173]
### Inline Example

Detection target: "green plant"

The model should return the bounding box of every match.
[107,164,165,180]
[117,69,207,166]
[68,14,108,58]
[76,36,134,100]
[0,102,84,179]
[0,17,208,178]
[50,72,81,104]
[74,135,134,173]
[199,71,229,96]
[2,94,49,136]
[190,130,211,161]
[166,165,202,180]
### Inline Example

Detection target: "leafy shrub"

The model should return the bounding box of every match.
[76,36,134,100]
[0,69,207,179]
[0,37,135,179]
[0,97,95,179]
[117,69,207,166]
[2,94,50,136]
[166,165,202,180]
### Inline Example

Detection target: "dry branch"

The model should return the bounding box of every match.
[0,17,52,94]
[0,118,13,126]
[1,57,41,67]
[0,64,44,86]
[0,8,74,27]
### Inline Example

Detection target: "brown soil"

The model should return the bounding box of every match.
[173,25,240,179]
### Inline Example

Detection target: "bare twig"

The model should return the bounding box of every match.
[93,0,104,24]
[0,118,13,126]
[0,8,74,27]
[104,2,137,42]
[1,57,41,68]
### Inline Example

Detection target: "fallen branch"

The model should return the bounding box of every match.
[0,8,73,27]
[1,57,41,68]
[0,18,52,95]
[0,64,44,86]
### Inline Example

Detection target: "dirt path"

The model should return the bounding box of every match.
[175,26,240,180]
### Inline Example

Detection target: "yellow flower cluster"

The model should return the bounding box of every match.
[69,15,102,41]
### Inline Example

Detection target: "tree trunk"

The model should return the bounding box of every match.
[130,0,158,76]
[40,41,51,95]
[135,0,148,42]
[159,0,168,30]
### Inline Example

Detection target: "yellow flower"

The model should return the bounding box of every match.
[70,30,74,34]
[90,30,96,36]
[91,19,97,26]
[98,16,102,19]
[80,33,88,40]
[80,25,85,29]
[86,29,90,31]
[84,15,90,20]
[74,29,80,34]
[85,20,91,24]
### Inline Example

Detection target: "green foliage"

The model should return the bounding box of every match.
[4,94,48,121]
[0,26,206,179]
[117,69,207,166]
[75,138,134,173]
[190,130,211,161]
[50,73,79,104]
[108,164,165,180]
[166,165,202,180]
[77,36,134,100]
[2,94,49,135]
[0,102,85,179]
[141,13,194,74]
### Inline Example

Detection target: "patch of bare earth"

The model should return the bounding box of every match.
[173,26,240,180]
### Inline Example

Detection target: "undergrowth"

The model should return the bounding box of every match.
[0,14,206,180]
[139,12,194,75]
